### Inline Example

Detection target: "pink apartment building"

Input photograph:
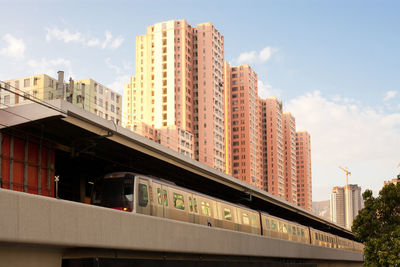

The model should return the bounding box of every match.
[283,112,297,204]
[228,64,263,188]
[296,131,312,211]
[260,97,285,198]
[194,23,226,172]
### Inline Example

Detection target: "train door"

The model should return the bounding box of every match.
[218,202,235,231]
[151,182,163,217]
[188,194,200,224]
[136,177,151,215]
[195,195,214,227]
[237,208,252,233]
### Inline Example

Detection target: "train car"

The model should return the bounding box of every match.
[352,240,364,252]
[337,235,356,251]
[91,172,363,252]
[260,213,309,244]
[310,228,338,248]
[91,172,261,235]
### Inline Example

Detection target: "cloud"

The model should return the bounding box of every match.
[101,31,124,49]
[236,46,278,64]
[45,27,82,43]
[107,75,130,95]
[45,27,124,49]
[87,38,100,47]
[0,34,26,59]
[383,90,397,101]
[286,91,400,200]
[27,58,73,78]
[105,57,122,74]
[258,80,282,98]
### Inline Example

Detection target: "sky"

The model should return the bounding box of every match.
[1,0,399,201]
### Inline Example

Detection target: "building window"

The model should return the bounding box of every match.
[4,95,10,105]
[24,79,30,87]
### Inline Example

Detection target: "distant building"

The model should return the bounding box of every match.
[330,184,362,229]
[384,175,400,186]
[0,72,122,125]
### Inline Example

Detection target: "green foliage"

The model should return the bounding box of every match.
[352,182,400,266]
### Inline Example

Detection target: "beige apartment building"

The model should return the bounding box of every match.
[330,186,345,226]
[1,72,122,125]
[0,74,59,107]
[296,131,312,211]
[124,20,225,170]
[283,112,297,204]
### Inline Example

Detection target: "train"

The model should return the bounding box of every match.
[90,172,364,252]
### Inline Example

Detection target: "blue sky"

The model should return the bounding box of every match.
[1,0,399,202]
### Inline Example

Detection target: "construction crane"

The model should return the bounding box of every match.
[339,166,351,186]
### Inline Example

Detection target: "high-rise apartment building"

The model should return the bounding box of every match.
[296,131,312,211]
[330,184,362,229]
[124,20,225,171]
[228,65,262,187]
[344,184,362,229]
[330,186,345,226]
[224,61,232,175]
[0,72,122,125]
[122,19,313,205]
[260,97,284,197]
[194,22,225,172]
[283,112,297,204]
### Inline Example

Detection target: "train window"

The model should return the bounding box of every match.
[163,190,168,206]
[243,213,250,225]
[301,229,305,237]
[189,197,193,212]
[173,193,185,210]
[224,208,232,221]
[265,218,270,229]
[282,223,288,234]
[193,198,198,213]
[138,183,148,207]
[157,188,162,205]
[292,226,297,235]
[271,220,277,230]
[201,202,211,216]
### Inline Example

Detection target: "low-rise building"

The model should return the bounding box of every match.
[0,72,122,125]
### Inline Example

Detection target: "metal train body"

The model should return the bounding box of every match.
[91,172,363,252]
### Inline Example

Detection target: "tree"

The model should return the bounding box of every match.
[352,182,400,267]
